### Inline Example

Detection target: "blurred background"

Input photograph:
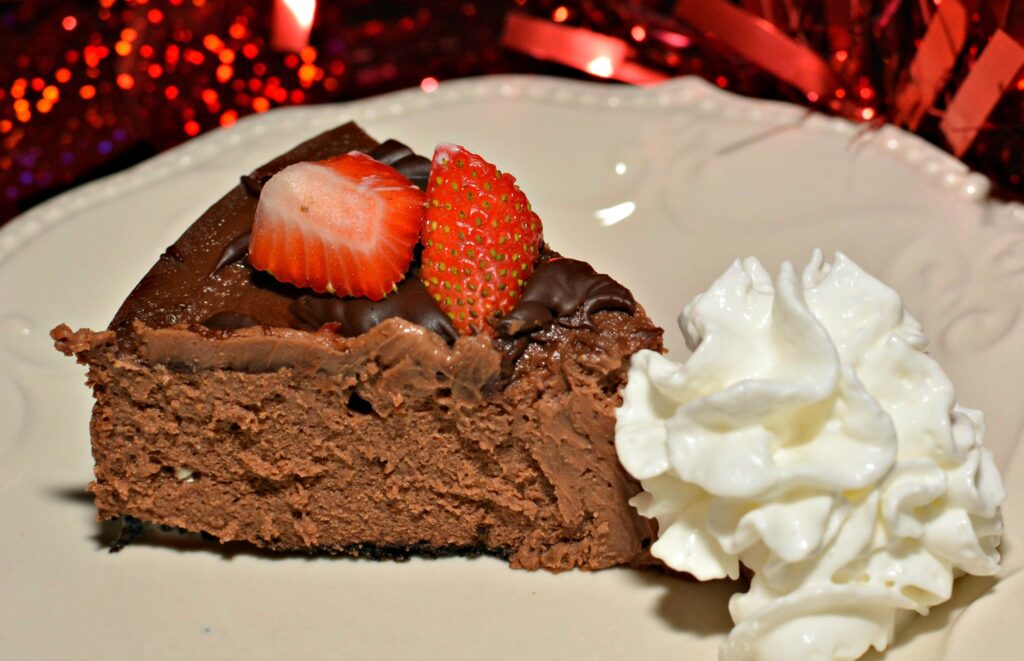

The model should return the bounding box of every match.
[1,0,1022,226]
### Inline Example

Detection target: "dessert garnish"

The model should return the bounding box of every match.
[498,257,636,336]
[237,136,628,346]
[616,250,1005,661]
[248,151,425,300]
[420,144,543,336]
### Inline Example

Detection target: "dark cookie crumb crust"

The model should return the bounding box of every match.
[109,516,513,562]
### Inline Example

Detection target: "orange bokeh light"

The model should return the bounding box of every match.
[298,63,317,85]
[216,65,234,83]
[204,34,225,52]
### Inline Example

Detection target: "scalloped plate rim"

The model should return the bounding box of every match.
[1,74,1020,268]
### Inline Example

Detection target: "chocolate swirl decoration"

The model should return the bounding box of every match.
[497,258,636,337]
[289,277,458,344]
[203,311,264,331]
[210,231,252,274]
[368,139,431,189]
[214,139,431,275]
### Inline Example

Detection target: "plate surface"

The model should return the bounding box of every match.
[1,75,1022,660]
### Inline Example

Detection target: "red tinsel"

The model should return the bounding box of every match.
[1,0,1023,226]
[892,0,968,130]
[502,0,1024,191]
[941,29,1024,156]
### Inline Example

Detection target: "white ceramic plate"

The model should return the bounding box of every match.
[1,75,1022,660]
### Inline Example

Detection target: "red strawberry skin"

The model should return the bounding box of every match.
[420,144,543,336]
[249,152,425,301]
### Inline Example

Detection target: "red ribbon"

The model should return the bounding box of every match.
[940,30,1024,156]
[500,11,667,85]
[501,11,629,73]
[673,0,842,102]
[893,0,968,130]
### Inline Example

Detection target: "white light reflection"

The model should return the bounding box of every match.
[285,0,317,27]
[272,0,317,52]
[586,56,614,78]
[595,201,636,227]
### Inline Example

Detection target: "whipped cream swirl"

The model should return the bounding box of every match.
[616,251,1004,661]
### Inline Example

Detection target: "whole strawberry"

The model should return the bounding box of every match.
[420,144,543,336]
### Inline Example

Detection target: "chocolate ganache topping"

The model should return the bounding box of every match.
[291,276,459,344]
[111,122,640,359]
[210,232,252,274]
[202,311,265,331]
[498,258,636,337]
[281,255,634,352]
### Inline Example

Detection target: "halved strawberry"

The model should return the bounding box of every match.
[249,152,425,301]
[420,144,543,336]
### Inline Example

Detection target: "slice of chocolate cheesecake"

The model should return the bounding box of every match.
[52,122,664,571]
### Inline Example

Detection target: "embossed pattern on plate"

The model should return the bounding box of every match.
[0,75,1021,660]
